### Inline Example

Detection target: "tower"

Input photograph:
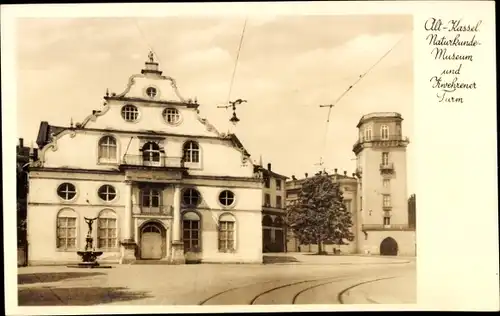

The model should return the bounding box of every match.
[352,112,415,256]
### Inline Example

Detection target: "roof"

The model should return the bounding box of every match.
[36,121,67,149]
[356,112,403,128]
[227,133,250,157]
[257,166,288,180]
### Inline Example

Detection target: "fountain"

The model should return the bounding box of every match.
[67,217,112,269]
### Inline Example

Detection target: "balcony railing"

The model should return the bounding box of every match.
[379,162,394,171]
[132,204,173,216]
[121,154,184,168]
[353,135,410,152]
[362,224,413,231]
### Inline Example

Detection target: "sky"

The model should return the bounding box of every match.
[16,15,414,192]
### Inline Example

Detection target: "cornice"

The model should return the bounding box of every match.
[77,100,112,129]
[35,129,77,167]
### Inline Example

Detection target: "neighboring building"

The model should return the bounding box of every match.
[285,112,416,256]
[17,138,33,266]
[254,162,288,253]
[27,53,264,265]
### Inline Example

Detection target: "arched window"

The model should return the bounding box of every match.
[364,127,372,141]
[183,141,200,163]
[218,213,236,252]
[182,212,201,252]
[56,208,77,250]
[381,125,389,140]
[142,142,161,164]
[182,188,201,206]
[98,136,117,162]
[262,215,273,227]
[274,216,284,228]
[141,188,161,213]
[97,209,118,249]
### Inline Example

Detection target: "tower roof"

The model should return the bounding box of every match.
[356,112,403,128]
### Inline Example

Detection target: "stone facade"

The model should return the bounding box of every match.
[26,54,263,265]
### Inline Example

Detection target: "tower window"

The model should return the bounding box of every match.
[383,216,391,225]
[364,127,372,141]
[383,179,390,188]
[382,152,389,165]
[383,195,391,207]
[381,125,389,140]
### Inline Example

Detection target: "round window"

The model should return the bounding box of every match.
[162,108,181,125]
[146,87,157,98]
[98,185,117,202]
[121,105,139,122]
[182,188,201,206]
[219,190,235,207]
[57,183,77,201]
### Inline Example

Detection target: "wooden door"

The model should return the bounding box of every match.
[141,224,162,259]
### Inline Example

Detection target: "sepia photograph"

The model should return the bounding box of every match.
[4,2,498,314]
[14,14,417,307]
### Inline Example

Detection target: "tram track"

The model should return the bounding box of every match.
[199,273,402,305]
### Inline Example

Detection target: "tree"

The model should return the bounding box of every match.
[286,172,354,254]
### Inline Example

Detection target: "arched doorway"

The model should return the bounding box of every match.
[140,222,164,259]
[262,215,273,253]
[380,237,398,256]
[274,216,285,252]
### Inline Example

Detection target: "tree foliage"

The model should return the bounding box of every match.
[286,172,354,252]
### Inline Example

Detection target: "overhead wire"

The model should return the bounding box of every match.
[225,18,248,107]
[317,35,406,170]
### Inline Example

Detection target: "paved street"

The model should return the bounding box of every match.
[18,253,416,306]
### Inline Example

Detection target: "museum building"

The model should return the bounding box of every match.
[26,53,264,265]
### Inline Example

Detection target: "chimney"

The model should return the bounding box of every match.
[334,168,338,174]
[292,175,296,181]
[267,163,272,171]
[344,170,347,176]
[305,173,308,178]
[352,173,356,178]
[19,138,24,148]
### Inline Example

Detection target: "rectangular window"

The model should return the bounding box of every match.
[383,179,390,188]
[57,217,77,250]
[276,196,282,208]
[383,195,391,207]
[97,218,117,249]
[276,179,282,190]
[264,194,271,206]
[382,152,389,165]
[218,221,235,252]
[344,200,352,213]
[264,177,270,188]
[183,219,200,252]
[383,217,391,225]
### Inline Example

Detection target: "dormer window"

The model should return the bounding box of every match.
[121,105,139,122]
[163,108,181,125]
[146,87,157,98]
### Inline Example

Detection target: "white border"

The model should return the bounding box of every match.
[2,1,498,314]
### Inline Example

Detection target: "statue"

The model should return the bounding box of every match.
[148,51,154,63]
[84,217,97,237]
